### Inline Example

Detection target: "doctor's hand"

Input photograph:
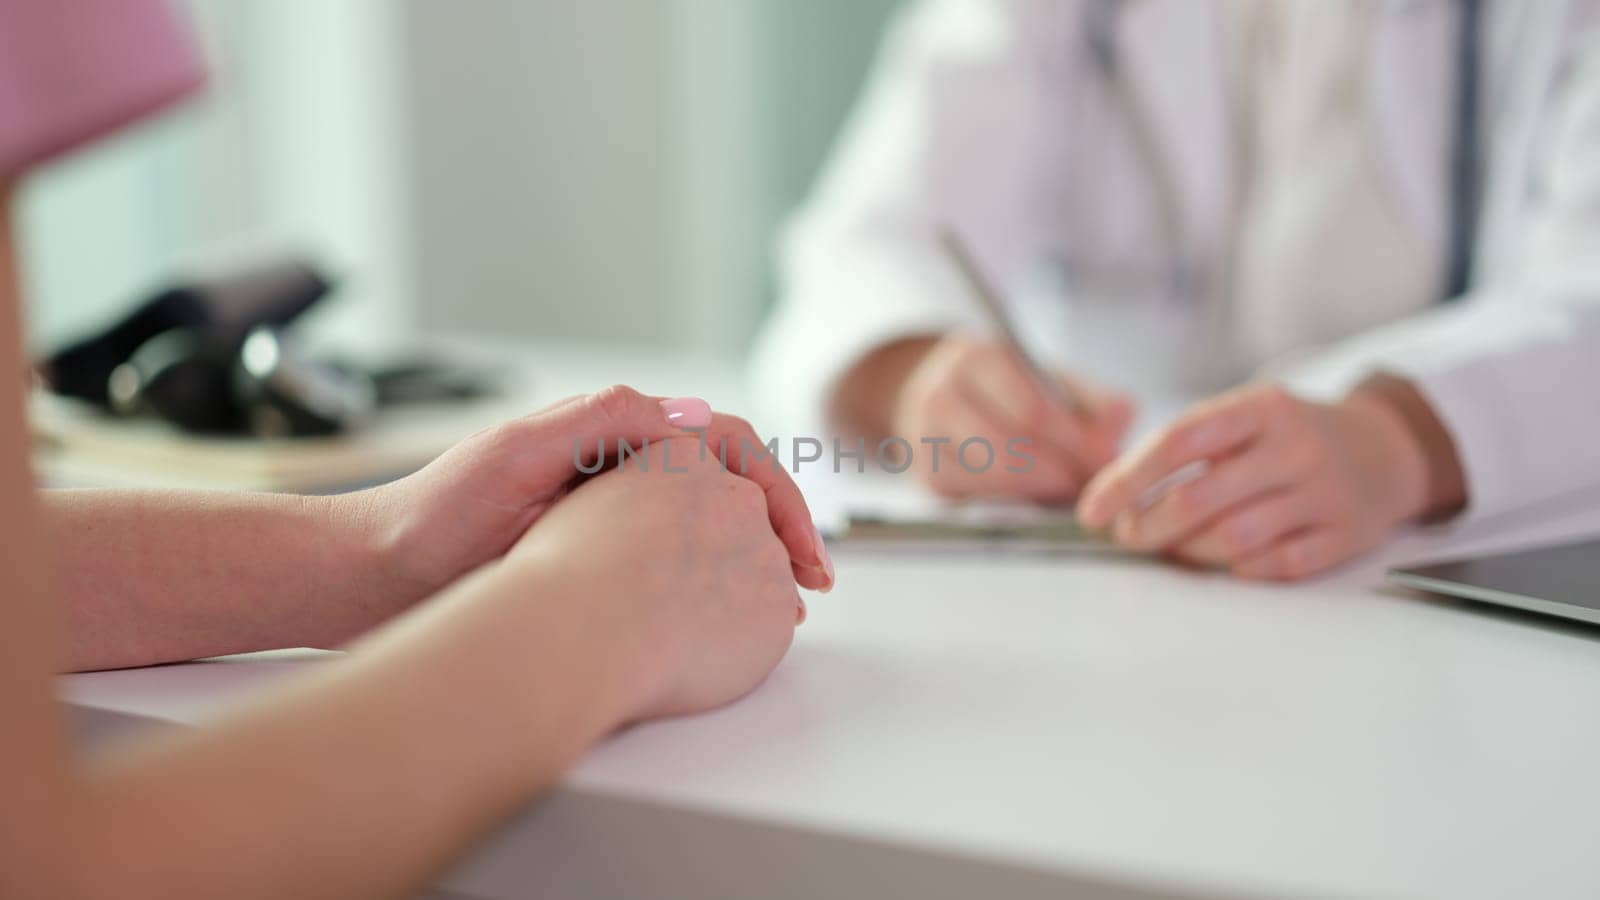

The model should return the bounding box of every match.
[1077,380,1463,581]
[886,335,1135,501]
[334,386,834,632]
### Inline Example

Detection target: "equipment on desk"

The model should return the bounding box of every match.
[33,258,508,492]
[1389,538,1600,626]
[42,258,500,439]
[44,259,365,437]
[46,258,329,410]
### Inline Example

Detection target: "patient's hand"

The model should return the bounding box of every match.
[1077,383,1432,581]
[507,434,805,720]
[888,336,1134,502]
[340,386,834,617]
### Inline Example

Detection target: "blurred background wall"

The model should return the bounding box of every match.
[16,0,903,360]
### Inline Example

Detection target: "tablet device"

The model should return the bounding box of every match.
[1389,538,1600,626]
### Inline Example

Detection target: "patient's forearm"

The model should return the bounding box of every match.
[45,489,393,671]
[63,559,630,900]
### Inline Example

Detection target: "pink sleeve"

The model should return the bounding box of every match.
[0,0,205,177]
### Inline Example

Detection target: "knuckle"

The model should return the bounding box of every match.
[1282,544,1316,580]
[759,536,791,572]
[1168,483,1207,519]
[1286,429,1324,458]
[726,473,768,511]
[1154,432,1188,466]
[1027,465,1082,501]
[665,435,712,471]
[1166,420,1211,459]
[1262,389,1308,426]
[1256,383,1295,411]
[1221,517,1255,555]
[1295,435,1331,470]
[924,471,970,499]
[478,419,529,459]
[1262,550,1294,580]
[1299,490,1337,525]
[950,337,986,363]
[727,415,760,443]
[925,382,965,418]
[1160,490,1193,524]
[589,384,646,421]
[1215,535,1246,560]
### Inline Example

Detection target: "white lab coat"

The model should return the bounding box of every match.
[752,0,1600,524]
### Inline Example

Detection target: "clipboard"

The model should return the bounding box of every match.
[837,505,1138,557]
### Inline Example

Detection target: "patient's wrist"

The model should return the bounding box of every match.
[484,548,651,734]
[317,491,419,637]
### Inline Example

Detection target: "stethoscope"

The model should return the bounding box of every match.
[1075,0,1482,305]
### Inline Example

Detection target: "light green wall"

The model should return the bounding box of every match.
[751,0,904,272]
[404,0,678,348]
[404,0,905,355]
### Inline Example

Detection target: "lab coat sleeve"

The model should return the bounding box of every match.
[748,0,1080,433]
[1279,31,1600,524]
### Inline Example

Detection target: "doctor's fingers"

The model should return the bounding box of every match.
[958,356,1113,477]
[1110,439,1314,551]
[1232,526,1359,583]
[1168,487,1325,568]
[917,396,1083,501]
[1053,373,1137,467]
[1079,386,1280,529]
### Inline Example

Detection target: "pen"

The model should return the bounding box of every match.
[937,225,1085,416]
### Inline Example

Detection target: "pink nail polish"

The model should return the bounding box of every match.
[659,397,712,429]
[813,525,836,592]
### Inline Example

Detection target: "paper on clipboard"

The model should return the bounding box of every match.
[804,468,1159,557]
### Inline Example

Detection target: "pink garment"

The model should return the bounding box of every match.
[0,0,205,176]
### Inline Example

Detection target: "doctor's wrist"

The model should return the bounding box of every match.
[832,335,940,438]
[1347,373,1467,524]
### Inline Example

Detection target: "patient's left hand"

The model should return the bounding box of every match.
[1076,383,1429,581]
[335,385,835,616]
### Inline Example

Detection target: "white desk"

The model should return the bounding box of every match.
[64,495,1600,899]
[55,339,1600,899]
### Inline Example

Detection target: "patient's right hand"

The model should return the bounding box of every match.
[889,335,1134,502]
[507,435,802,722]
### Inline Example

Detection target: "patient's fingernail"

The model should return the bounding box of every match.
[797,596,808,625]
[813,525,836,592]
[660,397,712,429]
